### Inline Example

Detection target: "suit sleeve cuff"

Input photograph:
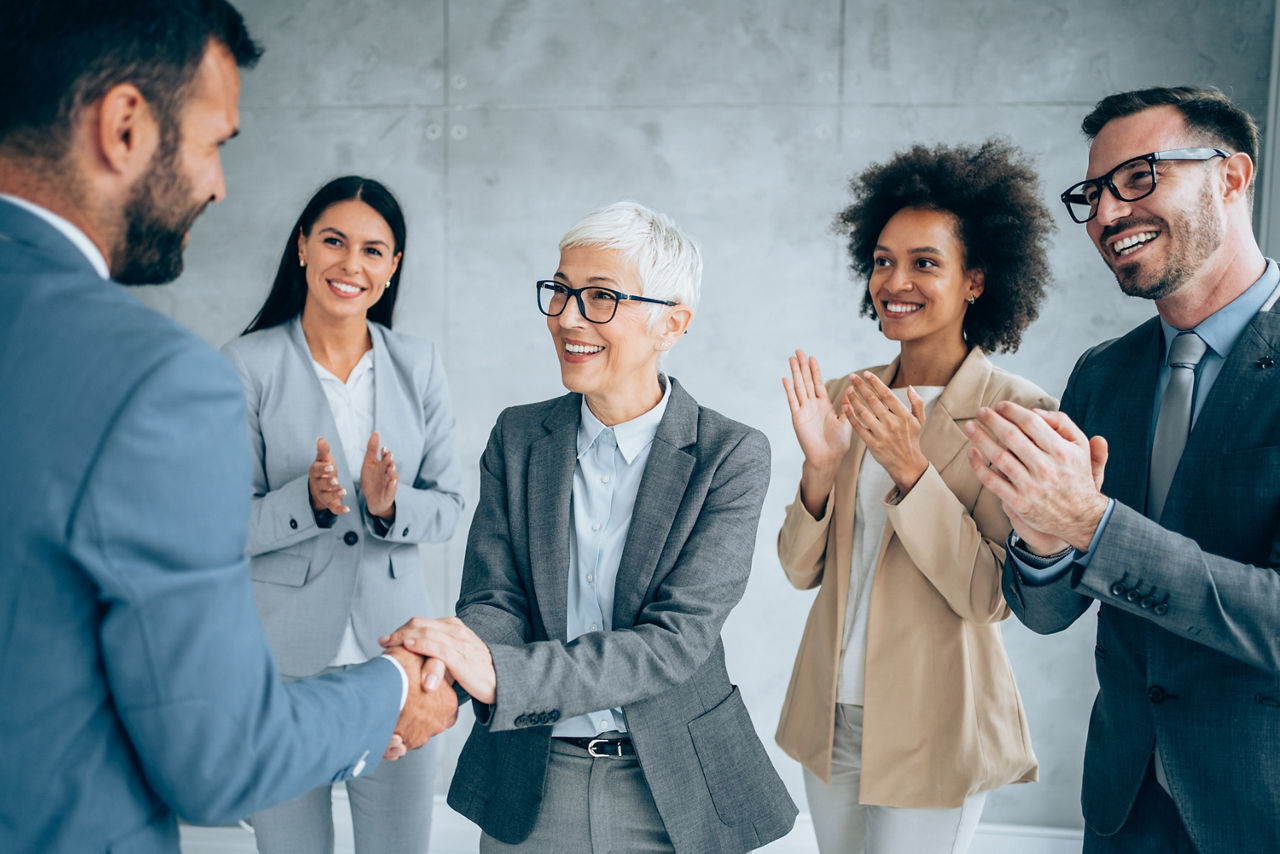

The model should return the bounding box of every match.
[1008,498,1115,586]
[379,654,410,711]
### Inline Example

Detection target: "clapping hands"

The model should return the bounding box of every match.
[308,437,348,516]
[784,350,929,517]
[361,431,398,520]
[307,433,399,520]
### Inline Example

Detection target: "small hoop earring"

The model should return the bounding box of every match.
[299,258,306,268]
[966,294,976,305]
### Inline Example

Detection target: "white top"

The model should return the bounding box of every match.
[312,349,376,666]
[552,376,671,737]
[836,385,943,705]
[0,193,109,279]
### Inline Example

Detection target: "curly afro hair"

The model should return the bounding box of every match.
[836,139,1055,354]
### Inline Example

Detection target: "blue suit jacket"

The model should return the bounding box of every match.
[0,199,404,853]
[1002,295,1280,853]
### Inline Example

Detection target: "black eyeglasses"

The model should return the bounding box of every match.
[535,280,677,324]
[1059,147,1230,224]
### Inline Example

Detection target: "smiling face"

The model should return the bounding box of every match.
[547,244,682,422]
[1084,105,1225,300]
[869,206,983,351]
[298,198,401,323]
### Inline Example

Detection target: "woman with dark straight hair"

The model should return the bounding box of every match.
[222,176,464,854]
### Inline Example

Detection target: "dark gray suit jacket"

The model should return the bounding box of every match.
[447,379,797,852]
[0,199,403,853]
[1003,293,1280,853]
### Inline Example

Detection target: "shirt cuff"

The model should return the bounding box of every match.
[379,654,410,711]
[1009,498,1115,586]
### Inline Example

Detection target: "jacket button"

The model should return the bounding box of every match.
[1153,602,1169,616]
[514,714,526,727]
[1139,596,1154,609]
[1110,581,1127,596]
[343,531,359,546]
[289,518,298,530]
[1125,588,1142,603]
[1148,685,1168,703]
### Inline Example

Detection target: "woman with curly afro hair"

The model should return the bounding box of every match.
[774,140,1056,853]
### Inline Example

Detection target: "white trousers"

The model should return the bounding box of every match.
[802,704,986,854]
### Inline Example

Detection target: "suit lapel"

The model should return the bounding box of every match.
[920,347,991,474]
[368,322,395,465]
[527,395,579,642]
[829,361,893,616]
[286,318,356,492]
[611,380,698,627]
[1088,320,1163,513]
[1190,306,1280,450]
[1165,306,1280,524]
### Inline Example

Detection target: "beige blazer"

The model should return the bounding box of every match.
[775,347,1052,808]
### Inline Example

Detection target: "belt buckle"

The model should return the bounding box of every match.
[587,737,620,758]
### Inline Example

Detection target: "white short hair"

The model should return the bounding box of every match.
[559,201,702,325]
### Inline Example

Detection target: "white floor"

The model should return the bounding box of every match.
[180,792,1084,853]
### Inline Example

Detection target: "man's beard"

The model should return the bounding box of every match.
[112,134,207,286]
[1107,179,1223,301]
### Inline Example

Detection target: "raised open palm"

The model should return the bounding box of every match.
[783,349,852,470]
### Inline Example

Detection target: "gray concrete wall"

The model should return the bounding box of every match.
[138,0,1275,830]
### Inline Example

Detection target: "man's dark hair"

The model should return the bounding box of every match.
[836,139,1055,354]
[0,0,261,161]
[1082,86,1260,167]
[244,176,409,334]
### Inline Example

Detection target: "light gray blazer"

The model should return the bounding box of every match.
[222,318,464,676]
[446,378,797,852]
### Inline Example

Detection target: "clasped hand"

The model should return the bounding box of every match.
[378,617,495,758]
[380,644,458,761]
[380,616,496,705]
[308,432,399,519]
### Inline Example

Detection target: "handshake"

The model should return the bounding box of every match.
[377,616,498,760]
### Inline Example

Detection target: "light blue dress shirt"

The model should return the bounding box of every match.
[1014,259,1280,583]
[551,376,672,737]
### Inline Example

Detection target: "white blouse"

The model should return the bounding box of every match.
[312,349,375,667]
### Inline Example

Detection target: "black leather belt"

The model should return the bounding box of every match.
[554,735,635,757]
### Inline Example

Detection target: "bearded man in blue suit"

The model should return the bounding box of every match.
[0,2,456,851]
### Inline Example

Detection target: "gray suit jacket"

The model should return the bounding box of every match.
[1002,297,1280,853]
[447,379,797,852]
[0,199,404,853]
[222,320,464,675]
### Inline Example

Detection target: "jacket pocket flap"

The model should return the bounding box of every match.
[250,551,310,587]
[389,547,421,579]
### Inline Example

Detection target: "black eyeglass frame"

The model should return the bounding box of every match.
[535,280,678,324]
[1059,147,1231,224]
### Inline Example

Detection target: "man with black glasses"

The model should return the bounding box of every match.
[965,87,1279,854]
